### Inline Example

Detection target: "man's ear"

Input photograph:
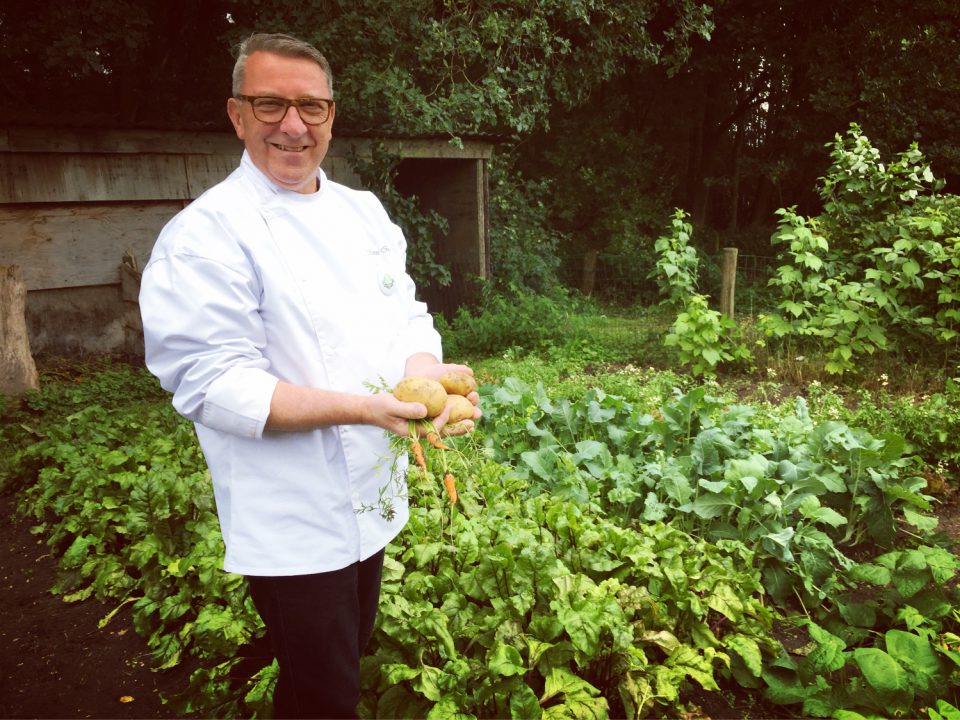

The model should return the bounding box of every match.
[227,97,245,139]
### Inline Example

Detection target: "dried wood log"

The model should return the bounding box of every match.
[0,265,39,396]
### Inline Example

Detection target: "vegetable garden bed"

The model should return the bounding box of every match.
[2,356,959,718]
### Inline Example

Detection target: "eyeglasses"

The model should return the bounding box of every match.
[236,95,335,125]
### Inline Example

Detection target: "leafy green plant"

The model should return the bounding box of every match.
[488,159,565,295]
[763,545,960,718]
[6,355,960,719]
[761,125,960,373]
[652,209,752,376]
[850,378,960,477]
[4,370,266,717]
[436,284,584,358]
[364,442,775,719]
[476,376,959,716]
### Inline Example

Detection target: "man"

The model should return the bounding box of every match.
[139,32,478,719]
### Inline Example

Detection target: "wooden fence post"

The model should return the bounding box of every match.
[0,264,40,396]
[119,251,144,357]
[720,247,738,319]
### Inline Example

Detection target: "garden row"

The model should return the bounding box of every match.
[2,363,958,718]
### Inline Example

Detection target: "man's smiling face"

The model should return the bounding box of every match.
[227,51,335,194]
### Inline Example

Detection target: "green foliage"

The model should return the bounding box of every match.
[367,437,774,719]
[0,363,169,491]
[488,158,564,294]
[5,353,960,718]
[849,378,960,476]
[232,0,712,139]
[3,369,265,717]
[653,209,701,306]
[652,210,752,376]
[436,285,585,359]
[478,377,960,716]
[762,125,960,374]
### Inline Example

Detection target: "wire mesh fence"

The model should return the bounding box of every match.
[557,251,780,316]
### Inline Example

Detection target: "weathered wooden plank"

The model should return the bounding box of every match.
[184,153,243,197]
[2,126,242,155]
[25,285,125,356]
[0,145,473,204]
[0,153,199,203]
[0,203,180,290]
[0,127,492,160]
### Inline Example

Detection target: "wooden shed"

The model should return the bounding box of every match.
[0,126,491,356]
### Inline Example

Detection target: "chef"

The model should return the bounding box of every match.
[138,31,478,719]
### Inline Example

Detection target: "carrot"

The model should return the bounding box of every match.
[411,437,428,480]
[425,431,450,451]
[443,472,458,505]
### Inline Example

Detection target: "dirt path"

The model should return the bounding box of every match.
[0,489,186,719]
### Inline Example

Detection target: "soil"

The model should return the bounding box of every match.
[0,488,189,719]
[1,460,958,720]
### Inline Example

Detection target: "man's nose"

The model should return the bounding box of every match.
[280,104,308,134]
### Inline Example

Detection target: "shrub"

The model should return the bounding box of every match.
[436,284,583,358]
[761,125,960,373]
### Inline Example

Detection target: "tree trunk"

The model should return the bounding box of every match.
[0,265,39,397]
[728,119,744,232]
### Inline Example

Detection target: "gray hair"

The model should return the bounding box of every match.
[232,32,334,98]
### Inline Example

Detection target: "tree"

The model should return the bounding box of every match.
[0,0,234,129]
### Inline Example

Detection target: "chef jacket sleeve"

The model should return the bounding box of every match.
[140,250,278,439]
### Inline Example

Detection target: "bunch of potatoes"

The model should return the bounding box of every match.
[392,371,477,425]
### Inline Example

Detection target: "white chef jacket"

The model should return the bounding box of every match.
[139,151,442,576]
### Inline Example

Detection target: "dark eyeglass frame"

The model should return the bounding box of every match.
[236,95,335,125]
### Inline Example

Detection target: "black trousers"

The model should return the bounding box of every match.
[247,549,385,719]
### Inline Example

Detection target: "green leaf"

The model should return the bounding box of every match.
[920,545,960,584]
[510,684,542,719]
[884,630,945,694]
[705,582,745,622]
[798,495,847,527]
[689,492,735,519]
[804,623,847,674]
[762,669,813,705]
[488,642,526,677]
[725,634,763,677]
[540,667,603,707]
[427,698,474,720]
[554,604,602,656]
[761,526,795,562]
[847,562,891,586]
[383,663,421,684]
[852,647,913,710]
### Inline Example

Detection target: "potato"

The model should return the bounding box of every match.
[393,376,448,417]
[444,393,475,424]
[439,371,477,397]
